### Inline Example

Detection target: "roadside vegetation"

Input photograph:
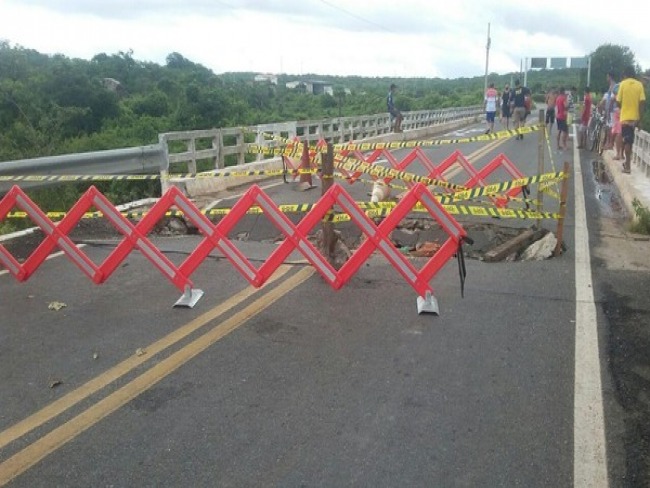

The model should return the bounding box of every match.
[0,41,646,233]
[631,198,650,234]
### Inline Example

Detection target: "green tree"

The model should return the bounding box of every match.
[589,44,637,92]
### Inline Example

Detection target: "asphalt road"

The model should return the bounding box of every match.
[0,118,638,487]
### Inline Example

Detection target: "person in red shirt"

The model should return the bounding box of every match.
[555,87,569,151]
[578,87,592,149]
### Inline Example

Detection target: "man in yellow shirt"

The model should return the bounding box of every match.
[617,65,646,173]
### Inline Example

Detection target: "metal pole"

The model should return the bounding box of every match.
[322,142,336,261]
[587,56,592,87]
[554,161,570,256]
[536,109,545,228]
[484,23,491,94]
[524,58,528,87]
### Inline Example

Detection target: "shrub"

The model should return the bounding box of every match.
[630,198,650,234]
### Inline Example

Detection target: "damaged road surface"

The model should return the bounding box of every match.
[3,131,637,487]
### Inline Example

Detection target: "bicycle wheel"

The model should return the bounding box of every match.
[597,124,608,155]
[589,122,600,152]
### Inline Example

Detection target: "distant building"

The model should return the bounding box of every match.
[102,77,124,94]
[285,81,305,90]
[254,73,278,85]
[286,80,334,96]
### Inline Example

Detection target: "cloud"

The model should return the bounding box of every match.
[1,0,648,78]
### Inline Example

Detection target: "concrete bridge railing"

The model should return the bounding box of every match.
[632,128,650,177]
[160,106,484,196]
[0,106,483,195]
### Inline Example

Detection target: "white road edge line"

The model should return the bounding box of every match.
[573,131,609,487]
[0,247,85,277]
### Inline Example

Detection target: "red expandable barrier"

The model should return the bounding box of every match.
[462,153,526,207]
[0,185,196,293]
[338,146,444,187]
[0,182,466,304]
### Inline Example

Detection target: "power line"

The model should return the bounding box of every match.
[315,0,394,34]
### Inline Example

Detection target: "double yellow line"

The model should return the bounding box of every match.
[0,265,314,485]
[441,131,510,181]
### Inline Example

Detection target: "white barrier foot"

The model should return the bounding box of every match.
[416,291,439,315]
[174,286,204,308]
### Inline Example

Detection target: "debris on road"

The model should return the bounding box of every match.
[48,301,67,311]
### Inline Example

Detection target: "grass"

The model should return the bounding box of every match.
[0,221,18,236]
[630,198,650,234]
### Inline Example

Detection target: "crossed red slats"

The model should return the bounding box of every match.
[462,153,525,207]
[0,182,466,299]
[0,186,103,283]
[0,185,196,292]
[341,147,527,208]
[339,147,436,185]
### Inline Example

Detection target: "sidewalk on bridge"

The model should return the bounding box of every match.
[600,147,650,222]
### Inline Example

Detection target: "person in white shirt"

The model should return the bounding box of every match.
[484,82,498,134]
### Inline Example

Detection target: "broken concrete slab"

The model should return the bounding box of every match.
[483,227,547,263]
[521,232,558,261]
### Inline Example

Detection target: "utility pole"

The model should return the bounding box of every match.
[524,58,528,87]
[484,23,491,94]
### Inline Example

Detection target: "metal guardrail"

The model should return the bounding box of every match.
[632,128,650,177]
[0,106,482,194]
[0,145,164,193]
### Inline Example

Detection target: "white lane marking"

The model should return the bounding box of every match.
[573,135,609,486]
[0,248,85,277]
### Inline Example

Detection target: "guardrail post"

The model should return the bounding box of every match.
[237,129,246,166]
[187,138,197,174]
[212,131,222,169]
[158,134,171,194]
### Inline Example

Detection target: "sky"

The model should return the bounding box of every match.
[1,0,649,80]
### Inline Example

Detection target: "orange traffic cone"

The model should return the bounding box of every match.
[297,140,315,191]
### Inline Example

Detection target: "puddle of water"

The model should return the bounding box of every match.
[591,159,626,218]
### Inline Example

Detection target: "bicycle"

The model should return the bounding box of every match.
[587,108,607,154]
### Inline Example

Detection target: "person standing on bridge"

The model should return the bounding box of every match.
[484,82,498,134]
[578,87,592,149]
[555,86,569,151]
[545,88,557,135]
[510,79,530,139]
[387,83,403,133]
[500,83,512,129]
[601,71,619,151]
[616,65,646,174]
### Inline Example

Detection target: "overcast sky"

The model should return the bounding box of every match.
[1,0,648,79]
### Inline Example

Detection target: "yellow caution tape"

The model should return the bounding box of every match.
[5,198,561,222]
[329,205,560,222]
[335,151,567,196]
[245,125,543,157]
[0,169,319,183]
[538,181,561,200]
[335,156,467,191]
[333,125,542,151]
